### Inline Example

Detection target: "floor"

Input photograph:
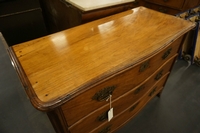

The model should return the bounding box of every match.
[0,38,200,133]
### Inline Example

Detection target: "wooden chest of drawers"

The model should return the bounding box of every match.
[7,7,195,133]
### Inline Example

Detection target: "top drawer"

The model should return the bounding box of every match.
[145,0,185,9]
[61,35,184,126]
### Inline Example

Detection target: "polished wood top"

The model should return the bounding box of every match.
[11,7,195,110]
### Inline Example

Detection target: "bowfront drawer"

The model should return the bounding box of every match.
[69,62,172,133]
[95,76,167,133]
[61,36,183,126]
[145,0,185,9]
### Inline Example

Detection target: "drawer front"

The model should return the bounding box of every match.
[145,0,185,9]
[69,64,172,133]
[95,83,165,133]
[61,36,183,126]
[144,2,180,15]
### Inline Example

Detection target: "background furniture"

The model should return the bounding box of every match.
[142,0,200,15]
[39,0,200,33]
[39,0,139,33]
[0,0,47,46]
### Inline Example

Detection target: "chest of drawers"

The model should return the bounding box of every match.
[7,7,195,133]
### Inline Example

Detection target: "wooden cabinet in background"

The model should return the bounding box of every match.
[6,7,195,133]
[0,0,47,46]
[143,0,200,15]
[39,0,140,33]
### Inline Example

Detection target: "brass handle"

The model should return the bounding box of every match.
[162,48,172,60]
[134,85,145,94]
[98,125,111,133]
[98,111,108,122]
[155,70,163,81]
[92,86,116,101]
[149,87,157,97]
[139,60,150,72]
[130,102,139,112]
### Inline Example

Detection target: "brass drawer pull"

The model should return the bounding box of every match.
[149,87,157,97]
[139,60,150,72]
[134,85,145,94]
[130,102,139,112]
[162,48,172,60]
[155,70,163,81]
[98,125,112,133]
[92,86,116,101]
[98,111,108,122]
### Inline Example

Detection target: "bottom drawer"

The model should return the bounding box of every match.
[93,75,168,133]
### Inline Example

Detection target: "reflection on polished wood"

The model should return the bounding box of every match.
[11,7,195,110]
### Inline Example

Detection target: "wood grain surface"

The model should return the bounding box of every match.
[11,6,195,110]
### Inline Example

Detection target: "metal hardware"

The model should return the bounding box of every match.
[183,54,192,61]
[98,111,108,122]
[134,85,145,94]
[139,60,150,72]
[155,70,163,81]
[92,86,116,101]
[162,48,172,60]
[98,125,112,133]
[149,87,157,96]
[130,102,139,112]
